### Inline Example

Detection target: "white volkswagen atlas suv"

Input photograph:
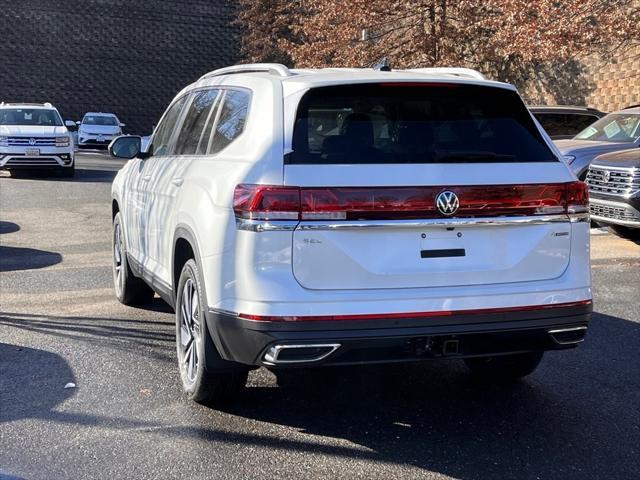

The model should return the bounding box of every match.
[109,64,592,404]
[0,102,76,177]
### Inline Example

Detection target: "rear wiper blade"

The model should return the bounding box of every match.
[432,150,516,162]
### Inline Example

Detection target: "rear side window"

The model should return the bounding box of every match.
[535,113,599,137]
[209,90,250,154]
[174,89,220,155]
[151,95,188,156]
[290,84,558,164]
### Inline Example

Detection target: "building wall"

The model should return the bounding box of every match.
[583,46,640,112]
[0,0,239,134]
[519,45,639,112]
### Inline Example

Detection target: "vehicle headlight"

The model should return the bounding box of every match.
[56,136,70,147]
[0,136,8,147]
[562,155,576,164]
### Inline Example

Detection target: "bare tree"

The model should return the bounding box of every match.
[238,0,639,84]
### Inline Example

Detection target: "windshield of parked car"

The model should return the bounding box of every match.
[83,115,119,126]
[0,108,63,126]
[290,83,558,164]
[574,113,640,143]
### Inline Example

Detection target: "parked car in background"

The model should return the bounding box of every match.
[586,148,640,240]
[0,102,75,177]
[555,106,640,179]
[530,105,605,140]
[109,63,592,405]
[77,112,125,149]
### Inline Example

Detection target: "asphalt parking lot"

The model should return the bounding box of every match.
[1,152,639,480]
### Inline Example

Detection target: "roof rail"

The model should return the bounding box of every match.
[200,63,293,81]
[407,67,486,80]
[0,102,53,107]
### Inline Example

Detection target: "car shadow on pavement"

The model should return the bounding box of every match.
[0,221,20,234]
[1,312,637,479]
[213,311,639,479]
[0,312,174,364]
[0,342,76,423]
[0,246,62,272]
[8,168,118,184]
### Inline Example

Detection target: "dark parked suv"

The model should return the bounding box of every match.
[586,148,640,239]
[529,105,605,140]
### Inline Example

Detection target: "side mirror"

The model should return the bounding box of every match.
[65,120,76,128]
[109,135,141,159]
[119,122,126,128]
[75,120,81,126]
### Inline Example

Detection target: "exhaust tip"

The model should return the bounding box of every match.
[264,343,341,364]
[548,326,588,345]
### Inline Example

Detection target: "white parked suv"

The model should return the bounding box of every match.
[77,112,125,148]
[109,64,592,404]
[0,102,76,177]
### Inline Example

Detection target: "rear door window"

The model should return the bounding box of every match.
[290,84,558,164]
[174,89,220,155]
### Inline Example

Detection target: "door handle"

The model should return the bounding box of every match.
[171,178,184,187]
[141,175,151,182]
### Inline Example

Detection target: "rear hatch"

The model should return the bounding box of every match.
[282,82,583,290]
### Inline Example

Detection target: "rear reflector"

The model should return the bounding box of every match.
[238,300,592,322]
[234,182,589,221]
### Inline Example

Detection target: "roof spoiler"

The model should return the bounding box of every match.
[407,68,486,80]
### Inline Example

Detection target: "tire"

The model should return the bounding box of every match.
[464,352,543,382]
[610,225,640,241]
[59,164,75,178]
[175,258,248,404]
[112,212,155,305]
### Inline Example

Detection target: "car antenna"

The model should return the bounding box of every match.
[372,57,391,71]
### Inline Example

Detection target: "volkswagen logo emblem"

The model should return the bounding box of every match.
[29,138,36,146]
[436,191,459,216]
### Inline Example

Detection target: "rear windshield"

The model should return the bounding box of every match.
[289,84,558,164]
[0,108,63,127]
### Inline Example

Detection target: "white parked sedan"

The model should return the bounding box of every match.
[77,112,125,149]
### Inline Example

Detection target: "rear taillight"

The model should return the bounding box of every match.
[233,184,300,220]
[565,181,589,214]
[233,182,589,222]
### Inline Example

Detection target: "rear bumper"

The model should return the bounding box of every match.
[205,302,592,368]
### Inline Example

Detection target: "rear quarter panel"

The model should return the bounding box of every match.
[172,76,286,305]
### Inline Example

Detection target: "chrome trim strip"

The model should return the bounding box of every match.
[297,214,573,230]
[590,164,639,173]
[591,214,640,227]
[263,343,342,365]
[590,197,640,209]
[236,218,299,232]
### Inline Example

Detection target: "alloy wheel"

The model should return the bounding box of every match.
[179,278,201,385]
[113,221,124,294]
